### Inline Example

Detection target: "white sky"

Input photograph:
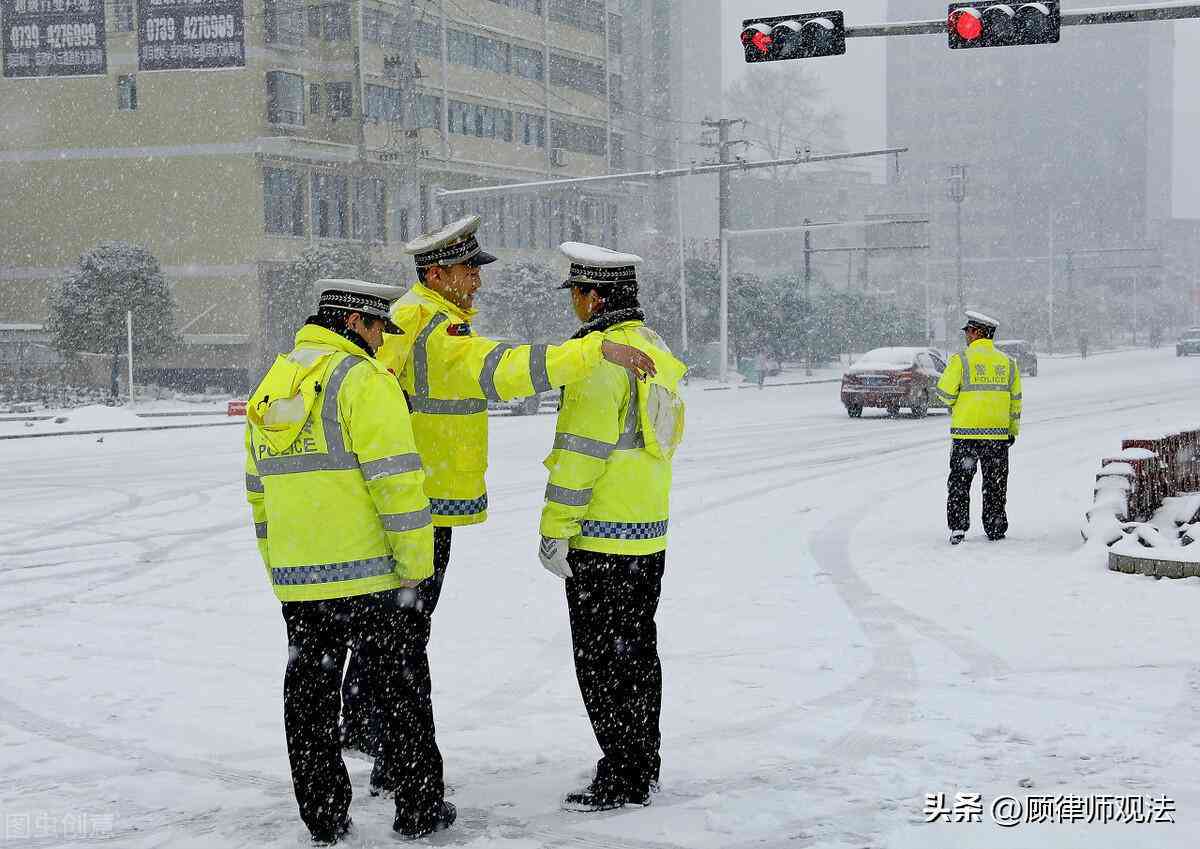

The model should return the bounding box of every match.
[720,1,1200,219]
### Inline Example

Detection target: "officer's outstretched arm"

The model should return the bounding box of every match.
[343,368,435,585]
[243,426,270,575]
[936,355,963,408]
[429,327,654,403]
[1009,365,1023,438]
[539,368,625,540]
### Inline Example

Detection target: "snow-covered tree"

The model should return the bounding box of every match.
[48,241,179,399]
[476,261,574,342]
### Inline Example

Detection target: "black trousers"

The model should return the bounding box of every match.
[340,529,451,805]
[565,548,666,794]
[947,439,1010,536]
[282,588,440,840]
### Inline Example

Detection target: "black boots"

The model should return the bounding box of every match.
[394,801,457,839]
[562,781,651,812]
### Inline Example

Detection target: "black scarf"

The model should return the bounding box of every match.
[304,315,374,357]
[570,308,645,340]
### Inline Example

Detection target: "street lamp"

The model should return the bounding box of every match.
[946,164,968,316]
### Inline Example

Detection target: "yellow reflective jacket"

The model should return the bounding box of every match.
[935,338,1023,440]
[375,282,605,527]
[540,319,686,556]
[244,325,434,602]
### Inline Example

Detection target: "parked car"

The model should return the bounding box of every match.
[1178,328,1200,357]
[841,347,948,418]
[996,339,1039,377]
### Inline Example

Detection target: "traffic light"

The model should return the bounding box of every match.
[948,2,1060,49]
[741,11,846,63]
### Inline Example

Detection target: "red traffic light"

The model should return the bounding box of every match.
[950,8,983,41]
[948,2,1059,48]
[741,24,773,56]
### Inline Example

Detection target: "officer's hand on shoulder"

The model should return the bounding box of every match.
[538,536,573,579]
[601,341,656,381]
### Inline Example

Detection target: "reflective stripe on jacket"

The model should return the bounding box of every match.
[244,325,433,602]
[935,338,1023,441]
[540,320,683,556]
[375,282,605,527]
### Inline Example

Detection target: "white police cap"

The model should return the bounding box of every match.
[316,279,405,332]
[559,242,643,289]
[403,215,498,269]
[962,310,1000,332]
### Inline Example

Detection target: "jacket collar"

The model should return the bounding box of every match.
[968,338,996,351]
[408,282,476,323]
[570,307,645,340]
[294,324,376,360]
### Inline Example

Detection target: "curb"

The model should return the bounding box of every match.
[1108,550,1200,579]
[0,420,244,441]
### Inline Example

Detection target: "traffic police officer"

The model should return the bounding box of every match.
[935,310,1023,545]
[244,280,455,842]
[341,217,656,790]
[538,243,687,811]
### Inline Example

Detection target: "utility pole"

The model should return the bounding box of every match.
[675,136,689,354]
[703,117,748,382]
[803,217,813,375]
[1048,210,1056,354]
[947,164,968,314]
[702,117,752,381]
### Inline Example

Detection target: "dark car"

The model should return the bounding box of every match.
[1178,328,1200,357]
[841,347,947,418]
[996,339,1039,377]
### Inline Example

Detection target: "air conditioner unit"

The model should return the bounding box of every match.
[551,147,568,167]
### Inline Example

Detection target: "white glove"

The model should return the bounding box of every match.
[538,536,573,579]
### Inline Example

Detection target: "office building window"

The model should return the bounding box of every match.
[486,0,542,13]
[312,173,350,238]
[510,44,544,81]
[516,112,546,148]
[549,53,606,97]
[326,82,353,118]
[364,84,402,122]
[548,0,604,33]
[264,168,306,236]
[114,0,134,31]
[609,74,622,111]
[266,71,305,125]
[551,117,606,156]
[414,20,442,57]
[307,5,322,37]
[310,82,321,115]
[608,14,622,54]
[117,75,137,111]
[321,3,351,41]
[354,178,388,243]
[610,133,624,169]
[265,0,306,46]
[447,28,510,75]
[416,93,443,129]
[448,100,512,142]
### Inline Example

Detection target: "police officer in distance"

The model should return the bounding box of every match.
[340,216,657,794]
[243,280,454,842]
[935,310,1023,546]
[539,243,687,811]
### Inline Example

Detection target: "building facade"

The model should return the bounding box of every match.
[0,0,706,389]
[885,0,1175,337]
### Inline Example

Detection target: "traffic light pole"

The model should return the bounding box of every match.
[842,1,1200,39]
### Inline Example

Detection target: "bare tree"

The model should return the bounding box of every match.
[725,65,845,160]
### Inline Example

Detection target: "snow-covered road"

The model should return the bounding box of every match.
[2,348,1198,848]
